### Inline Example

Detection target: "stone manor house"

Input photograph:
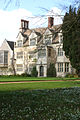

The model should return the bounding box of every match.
[0,17,75,77]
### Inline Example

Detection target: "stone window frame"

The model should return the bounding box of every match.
[17,52,23,59]
[30,38,36,46]
[58,63,63,72]
[38,49,46,58]
[17,40,23,47]
[4,51,8,64]
[44,35,52,45]
[0,51,8,64]
[65,62,69,72]
[16,64,23,71]
[58,48,63,56]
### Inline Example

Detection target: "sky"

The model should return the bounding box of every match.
[0,0,73,46]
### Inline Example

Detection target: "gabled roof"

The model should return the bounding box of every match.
[22,24,62,46]
[6,40,14,50]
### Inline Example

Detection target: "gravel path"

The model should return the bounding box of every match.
[0,79,80,84]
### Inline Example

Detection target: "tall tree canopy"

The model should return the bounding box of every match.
[62,6,80,76]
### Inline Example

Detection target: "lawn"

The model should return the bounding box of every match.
[0,81,80,119]
[0,86,80,119]
[0,81,80,91]
[0,75,80,82]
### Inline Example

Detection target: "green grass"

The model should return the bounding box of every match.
[1,87,80,119]
[0,81,80,119]
[0,81,80,91]
[0,75,80,82]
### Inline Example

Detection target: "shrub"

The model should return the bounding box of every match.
[47,63,56,77]
[21,73,31,77]
[31,66,38,77]
[65,73,74,78]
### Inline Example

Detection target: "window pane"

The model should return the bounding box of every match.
[58,63,63,72]
[38,49,46,58]
[30,39,36,46]
[58,48,63,56]
[17,52,23,59]
[17,40,22,47]
[0,51,4,64]
[4,51,8,64]
[65,63,69,72]
[17,64,23,71]
[45,35,51,45]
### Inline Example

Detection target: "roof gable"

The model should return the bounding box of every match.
[44,28,53,35]
[0,39,14,51]
[6,40,14,50]
[29,30,38,39]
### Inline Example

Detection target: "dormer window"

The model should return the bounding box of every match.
[17,40,23,47]
[30,38,36,46]
[44,35,51,45]
[58,48,63,56]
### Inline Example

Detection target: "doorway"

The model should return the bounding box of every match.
[40,66,44,76]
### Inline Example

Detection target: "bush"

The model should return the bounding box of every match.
[21,73,31,77]
[47,63,56,77]
[31,66,38,77]
[65,73,74,78]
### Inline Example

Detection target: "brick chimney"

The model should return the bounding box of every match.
[20,19,29,32]
[48,17,54,28]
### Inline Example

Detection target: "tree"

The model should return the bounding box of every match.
[62,6,80,76]
[47,63,56,77]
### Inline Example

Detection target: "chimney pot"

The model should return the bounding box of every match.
[20,19,29,32]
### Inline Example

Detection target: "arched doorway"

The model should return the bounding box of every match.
[40,66,44,76]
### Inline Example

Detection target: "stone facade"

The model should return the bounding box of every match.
[14,17,75,77]
[0,17,75,77]
[0,39,14,75]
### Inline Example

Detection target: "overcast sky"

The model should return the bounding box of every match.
[0,0,72,46]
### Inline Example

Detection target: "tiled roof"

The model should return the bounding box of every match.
[7,41,14,50]
[23,24,62,46]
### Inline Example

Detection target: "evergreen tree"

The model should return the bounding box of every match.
[47,63,56,77]
[62,6,80,76]
[31,66,38,77]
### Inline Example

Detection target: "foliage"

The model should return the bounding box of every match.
[21,73,31,77]
[47,63,56,77]
[62,5,80,76]
[0,75,80,82]
[1,87,80,119]
[31,66,38,77]
[65,73,74,78]
[1,81,80,91]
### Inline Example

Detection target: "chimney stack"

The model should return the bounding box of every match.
[20,19,29,32]
[48,17,54,28]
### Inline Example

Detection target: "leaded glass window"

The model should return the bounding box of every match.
[38,49,46,58]
[58,48,63,56]
[58,63,63,72]
[17,52,23,59]
[65,63,69,72]
[17,64,23,71]
[30,39,36,46]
